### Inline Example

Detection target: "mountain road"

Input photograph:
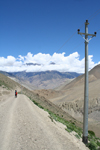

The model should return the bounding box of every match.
[0,93,88,150]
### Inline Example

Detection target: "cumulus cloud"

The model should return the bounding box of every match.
[0,56,16,66]
[0,52,98,73]
[24,52,51,65]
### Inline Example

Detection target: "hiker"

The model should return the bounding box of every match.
[15,90,17,98]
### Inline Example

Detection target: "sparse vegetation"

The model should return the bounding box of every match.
[0,81,11,90]
[29,97,100,150]
[18,91,22,94]
[32,99,44,109]
[0,74,19,90]
[75,134,80,139]
[87,140,98,150]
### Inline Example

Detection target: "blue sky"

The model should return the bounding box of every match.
[0,0,100,72]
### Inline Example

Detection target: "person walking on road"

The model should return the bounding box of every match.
[15,90,17,98]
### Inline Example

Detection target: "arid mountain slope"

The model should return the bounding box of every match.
[48,64,100,101]
[89,64,100,79]
[0,73,21,90]
[34,65,100,137]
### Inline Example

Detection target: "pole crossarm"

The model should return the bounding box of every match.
[78,32,96,37]
[80,34,95,42]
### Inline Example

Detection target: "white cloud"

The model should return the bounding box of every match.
[0,56,16,66]
[24,52,51,64]
[18,55,24,61]
[0,52,98,73]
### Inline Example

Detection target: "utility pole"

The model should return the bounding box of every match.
[77,20,96,144]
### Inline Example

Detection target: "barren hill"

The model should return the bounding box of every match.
[59,64,100,92]
[89,64,100,79]
[34,65,100,137]
[0,73,21,90]
[47,64,100,101]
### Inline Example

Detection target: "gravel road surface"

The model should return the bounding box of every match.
[0,94,88,150]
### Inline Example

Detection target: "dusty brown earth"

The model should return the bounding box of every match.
[0,90,89,150]
[33,65,100,138]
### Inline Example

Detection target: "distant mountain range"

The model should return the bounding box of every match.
[0,70,82,90]
[12,70,81,79]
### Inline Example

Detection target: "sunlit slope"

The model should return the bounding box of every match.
[47,65,100,138]
[0,73,21,90]
[50,64,100,103]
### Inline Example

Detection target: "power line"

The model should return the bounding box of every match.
[78,9,100,30]
[46,9,100,57]
[35,41,84,72]
[90,12,100,22]
[36,32,77,72]
[32,9,100,72]
[88,9,100,20]
[53,9,100,54]
[71,41,83,52]
[56,31,77,53]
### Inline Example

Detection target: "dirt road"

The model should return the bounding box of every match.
[0,94,88,150]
